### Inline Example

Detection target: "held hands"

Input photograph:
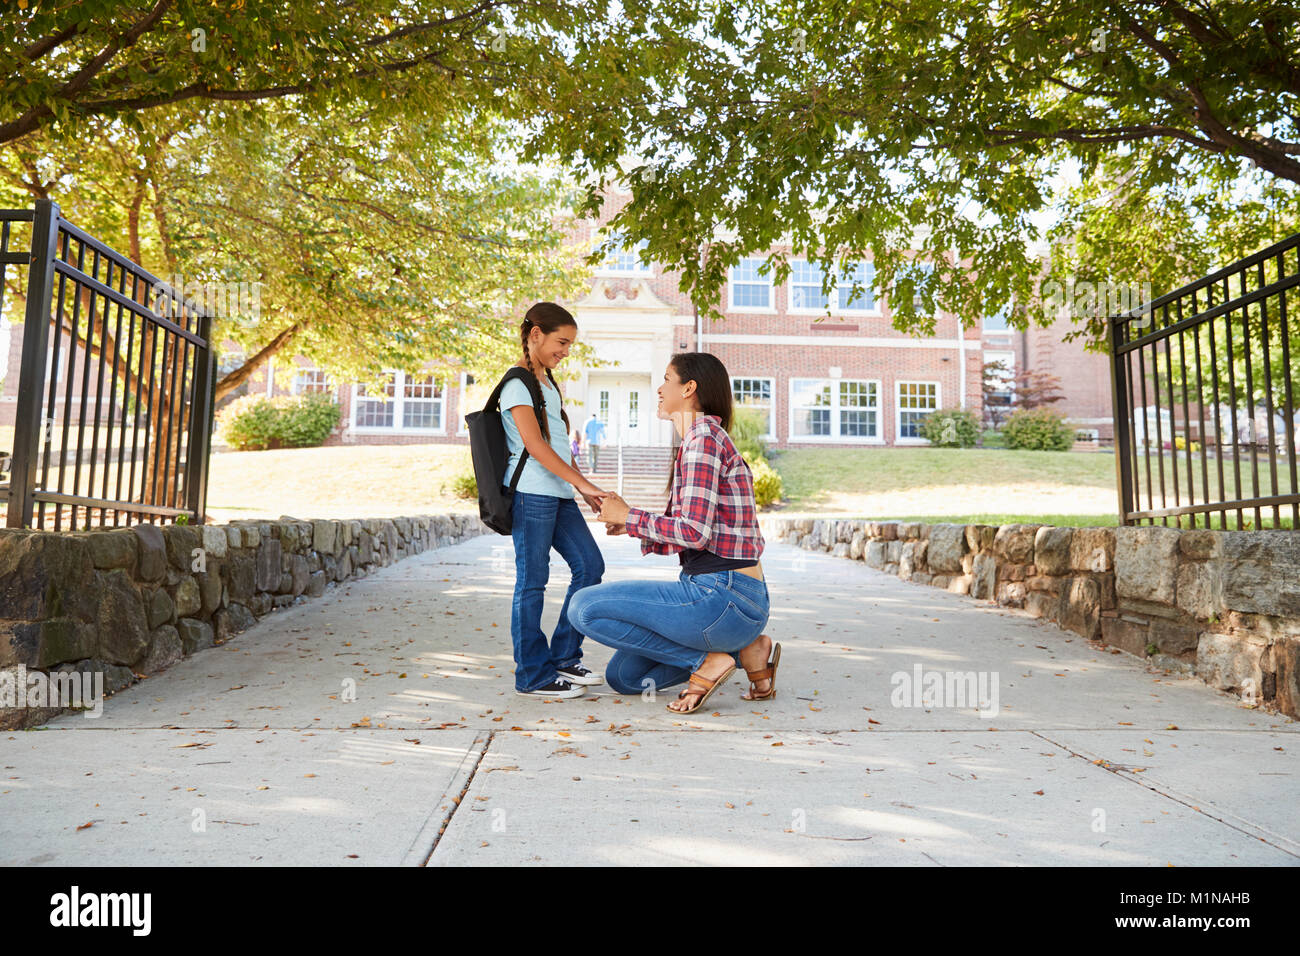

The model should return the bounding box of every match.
[598,492,630,526]
[577,481,607,516]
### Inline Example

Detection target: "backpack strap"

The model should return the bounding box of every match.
[490,366,546,491]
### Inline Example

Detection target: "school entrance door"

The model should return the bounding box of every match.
[587,374,653,446]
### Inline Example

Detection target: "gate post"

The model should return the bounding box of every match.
[7,199,60,528]
[1108,311,1134,526]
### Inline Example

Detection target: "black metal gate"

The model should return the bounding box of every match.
[0,199,215,529]
[1109,233,1300,529]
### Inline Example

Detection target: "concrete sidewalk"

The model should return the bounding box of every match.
[1,528,1296,866]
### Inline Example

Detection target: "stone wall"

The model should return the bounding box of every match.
[762,517,1300,720]
[0,514,487,729]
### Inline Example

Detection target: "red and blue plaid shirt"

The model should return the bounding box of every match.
[625,415,765,560]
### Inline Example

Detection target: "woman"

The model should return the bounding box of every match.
[566,353,780,714]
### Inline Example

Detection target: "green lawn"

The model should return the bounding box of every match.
[204,443,478,522]
[770,446,1296,527]
[772,446,1120,520]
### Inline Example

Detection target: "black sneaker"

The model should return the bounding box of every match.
[516,679,585,699]
[556,663,604,686]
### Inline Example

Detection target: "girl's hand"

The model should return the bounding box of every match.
[577,480,607,514]
[599,493,630,525]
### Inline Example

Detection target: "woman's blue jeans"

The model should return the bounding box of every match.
[510,491,605,692]
[567,570,770,695]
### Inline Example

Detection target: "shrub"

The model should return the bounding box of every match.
[217,394,281,450]
[450,470,477,500]
[276,392,342,448]
[729,407,770,461]
[216,392,341,450]
[1003,407,1074,451]
[742,450,783,508]
[918,408,980,448]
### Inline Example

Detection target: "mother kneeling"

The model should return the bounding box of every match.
[566,352,781,714]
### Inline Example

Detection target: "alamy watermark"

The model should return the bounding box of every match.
[0,665,103,718]
[1040,276,1153,328]
[152,274,261,324]
[890,663,999,717]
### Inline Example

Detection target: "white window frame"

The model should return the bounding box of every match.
[595,234,654,276]
[895,380,940,444]
[727,257,776,313]
[787,377,882,444]
[456,371,476,436]
[350,370,447,435]
[290,367,333,396]
[731,376,777,440]
[787,258,882,317]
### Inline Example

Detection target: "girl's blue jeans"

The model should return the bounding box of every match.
[510,491,605,692]
[567,569,770,695]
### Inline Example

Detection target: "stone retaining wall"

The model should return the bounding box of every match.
[762,517,1300,720]
[1,514,486,729]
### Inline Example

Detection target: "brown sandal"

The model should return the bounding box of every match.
[741,641,781,701]
[668,664,736,715]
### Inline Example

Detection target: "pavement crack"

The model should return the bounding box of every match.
[1031,730,1300,859]
[421,730,493,865]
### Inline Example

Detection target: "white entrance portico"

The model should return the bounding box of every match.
[571,278,686,449]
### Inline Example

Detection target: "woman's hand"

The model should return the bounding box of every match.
[598,493,630,525]
[605,522,628,536]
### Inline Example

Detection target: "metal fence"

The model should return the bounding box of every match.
[0,199,215,529]
[1109,232,1300,529]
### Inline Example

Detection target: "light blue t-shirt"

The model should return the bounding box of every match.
[584,416,606,444]
[501,374,574,498]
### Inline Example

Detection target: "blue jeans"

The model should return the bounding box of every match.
[510,491,605,692]
[567,570,770,695]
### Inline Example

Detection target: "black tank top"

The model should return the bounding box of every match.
[679,548,758,575]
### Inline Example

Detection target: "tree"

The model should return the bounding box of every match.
[521,0,1299,340]
[982,359,1015,430]
[0,1,592,146]
[1012,370,1066,411]
[0,102,592,506]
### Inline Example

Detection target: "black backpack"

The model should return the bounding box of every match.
[464,367,558,534]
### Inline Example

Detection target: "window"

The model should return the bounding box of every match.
[598,390,610,424]
[892,261,936,314]
[402,374,443,429]
[897,381,939,441]
[627,390,639,430]
[353,371,445,432]
[732,377,775,438]
[728,258,772,310]
[355,373,396,428]
[292,368,332,395]
[983,350,1015,409]
[457,372,485,435]
[983,306,1010,330]
[790,378,879,441]
[597,235,653,275]
[790,259,877,313]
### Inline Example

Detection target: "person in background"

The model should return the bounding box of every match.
[571,429,582,464]
[584,411,606,473]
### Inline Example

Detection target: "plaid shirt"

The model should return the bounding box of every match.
[625,415,765,560]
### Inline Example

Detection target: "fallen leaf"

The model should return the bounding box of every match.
[76,821,95,831]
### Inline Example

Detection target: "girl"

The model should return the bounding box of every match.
[567,352,780,714]
[501,302,608,698]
